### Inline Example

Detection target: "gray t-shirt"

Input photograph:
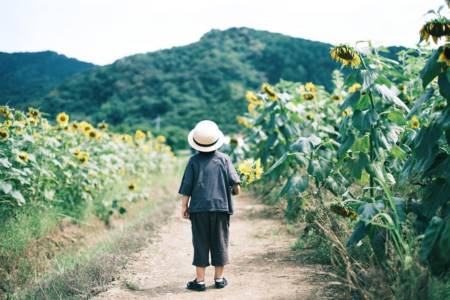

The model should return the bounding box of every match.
[178,151,240,214]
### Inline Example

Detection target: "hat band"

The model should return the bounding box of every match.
[193,136,219,147]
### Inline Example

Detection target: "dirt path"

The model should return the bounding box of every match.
[94,194,336,300]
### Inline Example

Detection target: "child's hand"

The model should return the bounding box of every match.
[181,205,190,219]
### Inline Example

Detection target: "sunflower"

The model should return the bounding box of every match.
[331,94,343,101]
[261,83,277,101]
[77,151,90,164]
[305,82,317,93]
[2,120,12,127]
[156,135,166,143]
[98,122,108,130]
[348,83,362,93]
[122,134,133,143]
[438,45,450,67]
[128,183,136,191]
[305,112,315,121]
[70,122,79,132]
[419,18,450,44]
[27,108,41,118]
[135,129,146,140]
[16,151,29,163]
[330,203,357,220]
[342,108,352,117]
[411,115,420,129]
[303,93,315,101]
[236,116,252,128]
[88,129,101,139]
[0,128,9,140]
[27,117,38,126]
[56,112,69,127]
[73,148,81,157]
[330,45,362,68]
[237,159,263,184]
[0,106,12,118]
[245,91,259,103]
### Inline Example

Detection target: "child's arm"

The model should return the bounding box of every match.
[180,194,190,219]
[231,184,241,196]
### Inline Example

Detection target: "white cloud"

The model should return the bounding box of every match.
[0,0,446,65]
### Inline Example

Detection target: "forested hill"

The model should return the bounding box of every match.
[0,51,95,108]
[37,28,339,141]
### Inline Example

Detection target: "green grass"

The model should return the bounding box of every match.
[1,161,184,300]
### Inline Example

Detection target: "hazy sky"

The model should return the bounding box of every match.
[0,0,446,65]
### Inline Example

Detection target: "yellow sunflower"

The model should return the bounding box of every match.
[438,45,450,67]
[348,83,362,93]
[245,91,259,103]
[342,108,352,117]
[27,108,41,118]
[0,128,9,140]
[77,151,90,164]
[122,134,133,143]
[305,82,317,93]
[305,112,315,121]
[330,45,361,68]
[236,116,252,128]
[411,115,420,129]
[261,83,277,101]
[98,122,108,130]
[303,93,315,101]
[128,183,136,191]
[135,129,146,140]
[16,151,29,163]
[331,94,343,101]
[156,135,166,143]
[420,18,450,44]
[56,112,69,127]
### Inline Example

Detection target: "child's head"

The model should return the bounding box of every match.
[188,120,224,152]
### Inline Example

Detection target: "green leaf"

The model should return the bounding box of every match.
[387,110,406,126]
[374,84,410,112]
[264,154,288,176]
[289,135,321,154]
[340,91,361,110]
[420,49,445,88]
[307,158,331,182]
[337,131,356,159]
[407,88,435,119]
[419,216,444,262]
[11,190,26,205]
[347,222,369,247]
[280,175,309,197]
[438,70,450,101]
[0,181,13,194]
[0,158,12,168]
[352,109,379,133]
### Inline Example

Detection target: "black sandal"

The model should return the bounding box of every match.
[214,277,228,289]
[187,279,206,291]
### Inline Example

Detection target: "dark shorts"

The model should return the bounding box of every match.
[190,212,230,267]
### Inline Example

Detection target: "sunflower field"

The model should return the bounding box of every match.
[235,10,450,300]
[0,106,173,224]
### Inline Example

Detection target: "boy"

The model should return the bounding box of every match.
[178,120,241,292]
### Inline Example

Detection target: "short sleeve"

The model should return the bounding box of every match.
[178,160,194,196]
[226,157,241,186]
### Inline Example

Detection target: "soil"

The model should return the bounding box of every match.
[94,194,342,300]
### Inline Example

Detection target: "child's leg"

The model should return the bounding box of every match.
[196,266,206,282]
[214,266,224,279]
[210,213,230,269]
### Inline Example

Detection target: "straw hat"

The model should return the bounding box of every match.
[188,120,224,152]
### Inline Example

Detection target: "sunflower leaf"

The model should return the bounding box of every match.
[438,70,450,101]
[420,49,444,89]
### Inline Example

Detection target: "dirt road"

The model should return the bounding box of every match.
[94,194,336,300]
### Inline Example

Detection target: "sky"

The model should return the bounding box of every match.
[0,0,446,65]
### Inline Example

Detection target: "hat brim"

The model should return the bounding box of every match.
[188,129,225,152]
